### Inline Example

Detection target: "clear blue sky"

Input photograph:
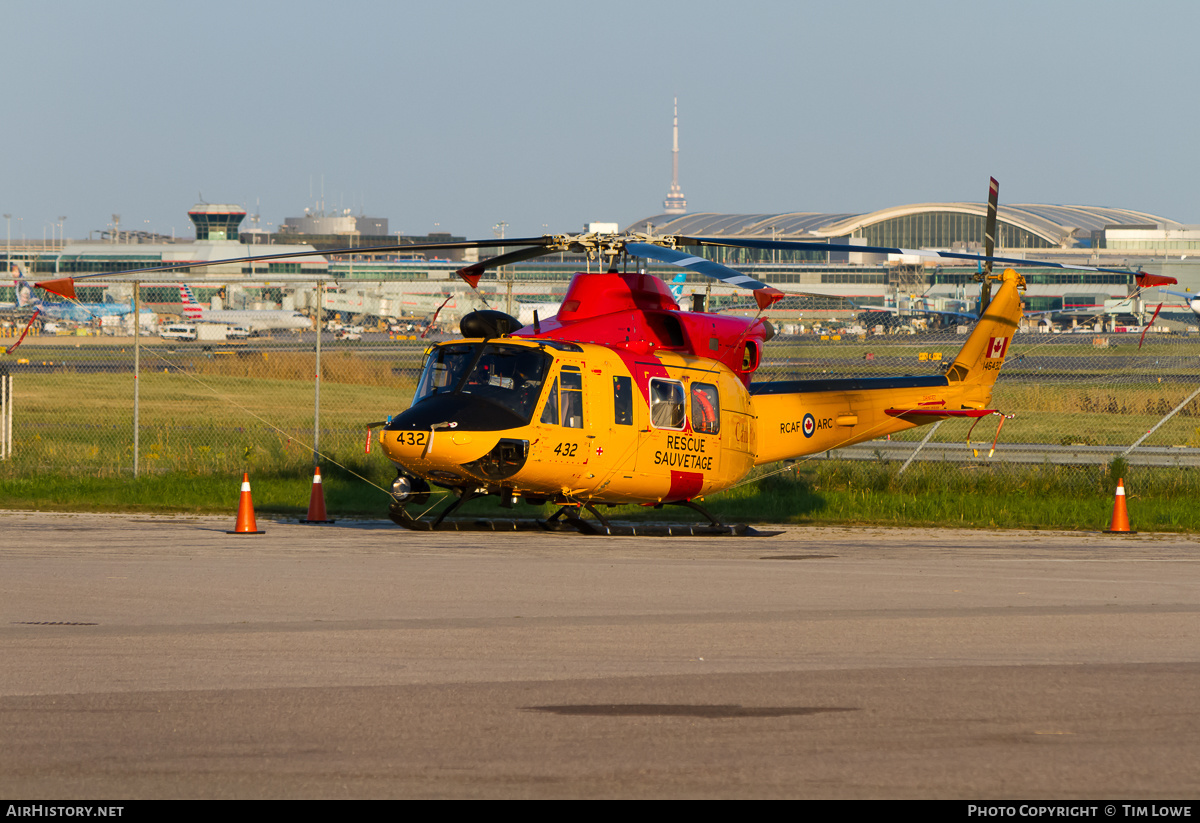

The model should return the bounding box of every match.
[3,0,1197,243]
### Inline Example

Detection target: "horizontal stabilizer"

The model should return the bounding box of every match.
[885,408,996,419]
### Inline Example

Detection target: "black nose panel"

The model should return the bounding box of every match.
[385,394,526,433]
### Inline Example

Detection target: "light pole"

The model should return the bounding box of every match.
[493,222,510,314]
[58,216,67,250]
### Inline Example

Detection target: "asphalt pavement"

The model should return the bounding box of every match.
[1,512,1197,799]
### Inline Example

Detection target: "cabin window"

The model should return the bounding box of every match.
[613,376,633,426]
[691,383,720,435]
[649,378,686,430]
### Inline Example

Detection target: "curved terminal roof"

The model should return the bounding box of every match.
[628,202,1182,248]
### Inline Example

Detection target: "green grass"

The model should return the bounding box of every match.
[7,334,1199,473]
[5,368,417,475]
[10,368,1200,475]
[691,459,1198,531]
[3,337,1198,530]
[1,458,1194,532]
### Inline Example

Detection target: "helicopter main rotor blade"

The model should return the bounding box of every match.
[31,236,558,299]
[456,245,556,288]
[983,176,998,278]
[626,242,784,309]
[675,235,1176,285]
[978,176,999,312]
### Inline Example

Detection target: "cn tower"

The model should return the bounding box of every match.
[663,98,687,215]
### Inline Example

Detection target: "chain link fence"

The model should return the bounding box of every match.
[1,278,1198,493]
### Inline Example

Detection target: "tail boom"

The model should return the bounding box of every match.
[748,268,1024,465]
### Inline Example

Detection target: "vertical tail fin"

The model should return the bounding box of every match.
[944,268,1024,408]
[179,284,202,320]
[668,272,687,302]
[13,264,38,308]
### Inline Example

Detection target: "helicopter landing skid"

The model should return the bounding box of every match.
[386,499,782,537]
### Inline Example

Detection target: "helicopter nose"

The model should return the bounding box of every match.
[380,394,528,480]
[384,393,528,436]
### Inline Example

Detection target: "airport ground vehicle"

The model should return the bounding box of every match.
[159,324,197,341]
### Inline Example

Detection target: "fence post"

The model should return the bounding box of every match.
[313,279,323,466]
[1,365,10,460]
[133,281,140,477]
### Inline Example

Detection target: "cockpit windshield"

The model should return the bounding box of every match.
[413,342,552,423]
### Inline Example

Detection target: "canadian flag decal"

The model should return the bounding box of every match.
[986,336,1009,359]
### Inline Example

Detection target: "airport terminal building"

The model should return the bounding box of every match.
[5,197,1200,328]
[625,201,1200,321]
[629,202,1186,255]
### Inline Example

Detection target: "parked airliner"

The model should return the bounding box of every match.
[179,284,312,332]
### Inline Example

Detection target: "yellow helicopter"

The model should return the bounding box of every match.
[27,180,1175,534]
[368,179,1171,535]
[376,263,1025,535]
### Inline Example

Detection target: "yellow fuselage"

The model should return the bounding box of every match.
[380,342,758,505]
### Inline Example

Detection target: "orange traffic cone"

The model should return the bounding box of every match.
[227,472,265,534]
[300,465,335,524]
[1104,477,1135,534]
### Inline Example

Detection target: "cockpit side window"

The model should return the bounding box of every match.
[539,377,560,425]
[560,367,583,428]
[537,366,585,428]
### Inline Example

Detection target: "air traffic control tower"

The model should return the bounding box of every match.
[174,202,325,279]
[188,204,247,242]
